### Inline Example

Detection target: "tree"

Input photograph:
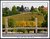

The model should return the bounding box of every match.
[41,13,48,27]
[20,21,26,27]
[38,5,47,16]
[2,7,10,16]
[41,21,48,27]
[8,18,16,28]
[41,5,44,8]
[38,5,44,11]
[44,13,48,21]
[20,5,24,12]
[30,6,39,13]
[12,6,17,14]
[30,6,34,12]
[31,17,35,21]
[34,8,39,13]
[16,6,20,12]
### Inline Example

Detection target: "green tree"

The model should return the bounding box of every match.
[20,5,24,12]
[16,6,20,12]
[38,5,47,16]
[30,6,39,13]
[41,21,48,27]
[31,17,35,21]
[42,13,48,27]
[44,13,48,21]
[34,8,39,12]
[2,7,10,16]
[38,5,44,11]
[12,6,17,14]
[8,18,16,28]
[30,6,34,12]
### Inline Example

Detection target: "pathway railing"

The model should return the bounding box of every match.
[2,17,48,34]
[2,27,48,34]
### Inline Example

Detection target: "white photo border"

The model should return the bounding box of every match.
[1,1,49,38]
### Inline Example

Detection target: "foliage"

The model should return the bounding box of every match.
[38,5,48,16]
[44,13,48,21]
[17,29,25,33]
[30,6,34,12]
[41,14,48,27]
[15,21,36,27]
[2,7,10,16]
[31,17,35,21]
[2,5,48,28]
[20,5,24,12]
[16,6,20,12]
[2,17,6,28]
[8,29,13,32]
[12,6,18,14]
[41,21,48,27]
[2,24,5,28]
[8,18,16,28]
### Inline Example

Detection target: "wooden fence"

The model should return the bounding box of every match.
[2,17,48,34]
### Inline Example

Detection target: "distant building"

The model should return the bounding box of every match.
[24,7,30,12]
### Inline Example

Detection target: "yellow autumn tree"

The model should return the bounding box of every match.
[32,22,36,27]
[17,21,26,27]
[16,21,20,27]
[26,21,31,27]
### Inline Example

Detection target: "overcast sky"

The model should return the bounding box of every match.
[2,2,48,10]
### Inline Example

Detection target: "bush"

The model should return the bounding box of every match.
[17,29,25,33]
[8,18,16,28]
[41,21,48,27]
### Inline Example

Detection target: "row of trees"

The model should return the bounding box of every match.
[2,5,47,16]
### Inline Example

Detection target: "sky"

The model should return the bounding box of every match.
[2,2,48,10]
